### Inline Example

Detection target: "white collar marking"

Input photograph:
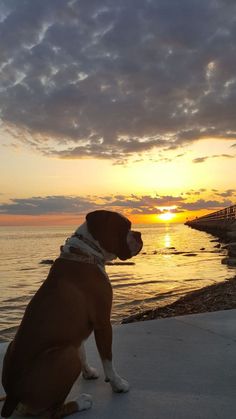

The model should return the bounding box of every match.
[59,222,117,275]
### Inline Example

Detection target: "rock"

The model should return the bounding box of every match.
[214,244,221,248]
[224,242,236,248]
[106,261,135,266]
[153,251,157,255]
[183,253,197,257]
[221,257,236,267]
[227,231,236,239]
[200,248,205,251]
[226,243,236,257]
[228,250,236,257]
[40,259,54,265]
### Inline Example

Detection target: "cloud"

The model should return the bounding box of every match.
[0,192,234,216]
[184,189,206,196]
[0,0,236,161]
[181,199,233,211]
[104,194,185,214]
[0,196,97,215]
[193,157,208,164]
[193,154,235,163]
[215,189,236,198]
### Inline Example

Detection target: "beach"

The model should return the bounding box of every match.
[122,224,236,323]
[122,274,236,323]
[122,225,236,323]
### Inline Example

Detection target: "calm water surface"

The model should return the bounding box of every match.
[0,224,233,341]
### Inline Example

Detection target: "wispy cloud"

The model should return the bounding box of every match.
[193,154,235,163]
[193,157,208,164]
[0,0,236,161]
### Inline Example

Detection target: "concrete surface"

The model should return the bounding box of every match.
[1,309,236,419]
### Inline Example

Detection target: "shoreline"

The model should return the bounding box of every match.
[122,229,236,324]
[122,274,236,323]
[1,276,236,338]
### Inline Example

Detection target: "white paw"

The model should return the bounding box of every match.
[110,376,130,393]
[82,366,99,380]
[76,394,93,411]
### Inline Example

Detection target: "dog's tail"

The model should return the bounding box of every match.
[1,395,18,417]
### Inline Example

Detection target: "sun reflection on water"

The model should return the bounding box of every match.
[163,224,171,248]
[164,233,171,248]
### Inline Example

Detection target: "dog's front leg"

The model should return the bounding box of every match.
[94,323,130,393]
[78,342,99,380]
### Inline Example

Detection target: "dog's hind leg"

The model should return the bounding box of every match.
[50,394,93,419]
[79,342,99,380]
[17,345,92,417]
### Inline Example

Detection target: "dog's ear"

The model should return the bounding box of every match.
[86,210,111,241]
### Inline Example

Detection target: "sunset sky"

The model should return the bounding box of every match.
[0,0,236,225]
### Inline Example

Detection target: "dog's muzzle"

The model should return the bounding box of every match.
[127,230,143,256]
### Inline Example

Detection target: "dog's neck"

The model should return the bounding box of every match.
[60,223,117,269]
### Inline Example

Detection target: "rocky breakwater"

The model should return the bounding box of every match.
[186,219,236,239]
[184,225,236,269]
[222,242,236,267]
[185,204,236,269]
[210,226,236,268]
[203,230,236,269]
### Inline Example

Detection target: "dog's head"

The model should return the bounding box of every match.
[86,210,143,260]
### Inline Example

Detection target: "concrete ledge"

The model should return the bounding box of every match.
[1,310,236,418]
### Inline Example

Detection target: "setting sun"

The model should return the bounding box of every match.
[158,211,176,222]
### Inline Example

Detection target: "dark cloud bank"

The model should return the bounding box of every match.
[0,192,235,216]
[1,0,236,161]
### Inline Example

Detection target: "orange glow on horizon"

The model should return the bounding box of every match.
[0,214,85,227]
[0,209,217,226]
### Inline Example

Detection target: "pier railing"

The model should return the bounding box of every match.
[185,204,236,225]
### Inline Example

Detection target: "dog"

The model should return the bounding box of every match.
[1,210,143,418]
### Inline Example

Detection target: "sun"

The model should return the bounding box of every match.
[158,211,176,222]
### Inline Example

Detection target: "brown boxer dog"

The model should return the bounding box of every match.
[1,210,143,418]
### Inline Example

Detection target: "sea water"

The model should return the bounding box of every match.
[0,224,233,341]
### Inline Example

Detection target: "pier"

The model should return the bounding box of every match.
[185,204,236,238]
